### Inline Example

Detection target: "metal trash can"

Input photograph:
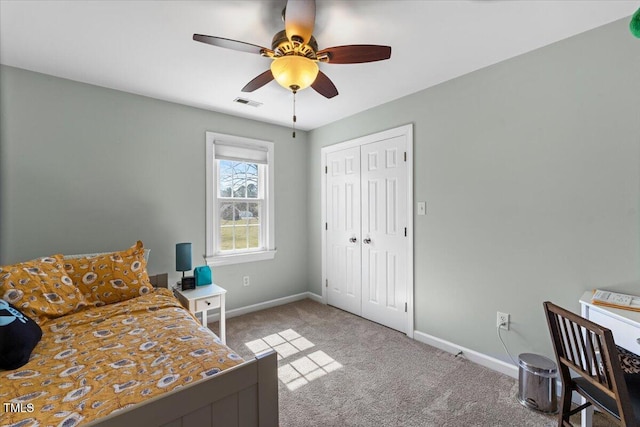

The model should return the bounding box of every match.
[517,353,558,414]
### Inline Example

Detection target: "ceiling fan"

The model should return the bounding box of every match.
[193,0,392,100]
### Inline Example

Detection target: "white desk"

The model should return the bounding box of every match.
[174,283,227,344]
[579,291,640,427]
[580,291,640,355]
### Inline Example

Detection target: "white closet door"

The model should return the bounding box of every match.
[326,146,362,315]
[360,136,408,333]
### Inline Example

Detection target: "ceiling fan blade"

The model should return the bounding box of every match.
[311,70,338,99]
[193,34,272,56]
[284,0,315,45]
[317,45,392,64]
[241,70,275,92]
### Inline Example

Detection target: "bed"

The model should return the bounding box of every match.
[0,242,278,427]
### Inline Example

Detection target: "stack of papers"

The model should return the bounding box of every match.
[592,289,640,312]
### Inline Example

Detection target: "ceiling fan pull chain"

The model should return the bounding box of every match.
[292,90,297,138]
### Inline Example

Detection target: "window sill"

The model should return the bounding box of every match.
[205,249,277,267]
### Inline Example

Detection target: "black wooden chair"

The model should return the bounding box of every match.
[543,301,640,426]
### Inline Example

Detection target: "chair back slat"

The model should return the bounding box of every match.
[544,302,637,427]
[585,331,603,384]
[559,317,573,364]
[571,321,587,372]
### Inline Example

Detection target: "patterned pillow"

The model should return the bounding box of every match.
[64,241,152,306]
[0,255,88,325]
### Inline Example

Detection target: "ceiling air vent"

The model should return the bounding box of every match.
[233,97,262,107]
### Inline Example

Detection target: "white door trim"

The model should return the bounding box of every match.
[320,124,414,338]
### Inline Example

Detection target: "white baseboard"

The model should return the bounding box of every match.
[204,291,324,323]
[414,330,574,407]
[413,330,519,379]
[305,292,324,304]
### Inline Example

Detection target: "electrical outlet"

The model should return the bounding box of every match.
[497,312,510,330]
[243,276,250,287]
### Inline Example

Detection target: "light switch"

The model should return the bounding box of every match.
[417,202,426,216]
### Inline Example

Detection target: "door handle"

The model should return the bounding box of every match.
[363,238,371,244]
[349,237,357,243]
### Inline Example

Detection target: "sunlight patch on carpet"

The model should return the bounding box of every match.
[244,329,343,391]
[279,351,343,391]
[245,328,314,360]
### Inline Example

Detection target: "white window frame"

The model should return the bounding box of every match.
[205,132,276,266]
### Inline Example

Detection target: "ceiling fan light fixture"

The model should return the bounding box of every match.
[270,56,319,92]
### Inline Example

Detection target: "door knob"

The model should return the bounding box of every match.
[363,238,372,244]
[349,237,357,243]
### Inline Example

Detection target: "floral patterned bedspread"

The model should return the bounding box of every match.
[0,288,243,427]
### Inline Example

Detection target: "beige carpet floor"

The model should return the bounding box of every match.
[215,299,615,427]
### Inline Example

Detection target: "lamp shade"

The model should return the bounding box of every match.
[270,56,319,91]
[176,243,192,272]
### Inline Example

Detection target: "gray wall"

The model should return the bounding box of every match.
[307,18,640,361]
[0,65,309,310]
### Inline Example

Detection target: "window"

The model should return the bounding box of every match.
[205,132,275,266]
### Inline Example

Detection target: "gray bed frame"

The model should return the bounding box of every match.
[85,350,278,427]
[84,274,279,427]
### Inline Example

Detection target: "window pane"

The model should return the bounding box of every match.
[234,222,249,250]
[218,160,259,199]
[218,201,262,252]
[246,202,260,249]
[219,202,236,251]
[219,160,233,197]
[246,163,258,198]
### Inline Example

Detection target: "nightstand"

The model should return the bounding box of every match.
[173,283,226,344]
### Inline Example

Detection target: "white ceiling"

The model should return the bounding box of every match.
[0,1,636,131]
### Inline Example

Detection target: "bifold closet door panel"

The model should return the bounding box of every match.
[360,136,408,333]
[325,146,362,316]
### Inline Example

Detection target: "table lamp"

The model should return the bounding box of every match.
[176,243,193,289]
